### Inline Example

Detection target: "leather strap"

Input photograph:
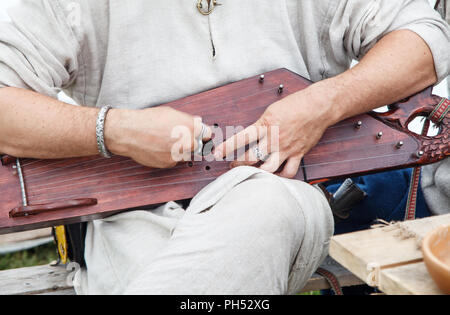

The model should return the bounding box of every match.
[405,166,422,221]
[403,98,448,221]
[316,267,344,295]
[429,98,450,124]
[405,117,430,221]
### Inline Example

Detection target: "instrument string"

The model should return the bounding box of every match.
[28,168,217,200]
[24,133,408,192]
[27,162,194,193]
[29,164,162,190]
[31,176,219,204]
[30,149,412,204]
[20,117,368,183]
[316,133,366,146]
[20,159,42,167]
[29,168,184,194]
[26,157,135,183]
[307,139,402,157]
[303,151,412,170]
[24,155,126,176]
[27,151,411,205]
[21,158,73,173]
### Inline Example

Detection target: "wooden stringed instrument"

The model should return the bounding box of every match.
[0,69,448,234]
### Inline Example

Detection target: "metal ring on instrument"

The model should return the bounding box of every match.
[253,146,270,162]
[194,123,208,156]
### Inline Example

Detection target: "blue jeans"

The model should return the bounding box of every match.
[322,169,431,295]
[324,169,431,235]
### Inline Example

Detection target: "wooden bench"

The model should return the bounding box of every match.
[329,215,450,295]
[0,256,363,295]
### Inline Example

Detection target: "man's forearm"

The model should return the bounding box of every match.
[0,86,201,169]
[0,87,99,158]
[311,30,438,125]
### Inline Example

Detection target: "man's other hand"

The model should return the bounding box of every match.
[106,106,212,168]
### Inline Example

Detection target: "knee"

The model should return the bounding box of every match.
[223,171,305,236]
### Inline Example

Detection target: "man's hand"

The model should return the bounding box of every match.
[215,30,438,178]
[106,106,211,168]
[214,87,337,178]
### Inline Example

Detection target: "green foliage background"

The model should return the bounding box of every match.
[0,243,57,270]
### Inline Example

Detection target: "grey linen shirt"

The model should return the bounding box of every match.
[0,0,449,214]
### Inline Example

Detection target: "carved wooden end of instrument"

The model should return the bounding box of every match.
[0,69,448,234]
[371,87,449,165]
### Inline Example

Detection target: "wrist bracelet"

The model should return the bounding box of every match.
[96,105,113,158]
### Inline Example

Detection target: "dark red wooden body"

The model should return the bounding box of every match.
[0,69,448,234]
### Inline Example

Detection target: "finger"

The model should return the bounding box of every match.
[202,125,213,141]
[191,118,213,155]
[230,137,269,168]
[259,151,287,174]
[230,148,259,168]
[279,155,302,179]
[193,117,213,141]
[214,124,267,160]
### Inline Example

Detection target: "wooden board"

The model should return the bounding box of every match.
[329,214,450,295]
[0,256,362,295]
[0,264,74,295]
[380,262,442,295]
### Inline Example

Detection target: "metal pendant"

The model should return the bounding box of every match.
[196,0,221,16]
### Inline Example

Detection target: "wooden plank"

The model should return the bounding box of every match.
[0,264,73,295]
[329,214,450,295]
[0,257,361,295]
[379,262,444,295]
[329,226,422,283]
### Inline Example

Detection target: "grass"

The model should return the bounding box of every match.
[0,243,58,271]
[300,291,321,295]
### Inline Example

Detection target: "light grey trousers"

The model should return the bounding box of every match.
[74,166,334,295]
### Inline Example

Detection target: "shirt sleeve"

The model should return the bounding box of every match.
[0,0,81,98]
[329,0,450,83]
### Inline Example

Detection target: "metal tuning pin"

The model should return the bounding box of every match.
[396,141,404,149]
[376,132,383,140]
[278,84,284,94]
[259,75,265,83]
[416,151,424,158]
[355,121,363,129]
[12,164,17,176]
